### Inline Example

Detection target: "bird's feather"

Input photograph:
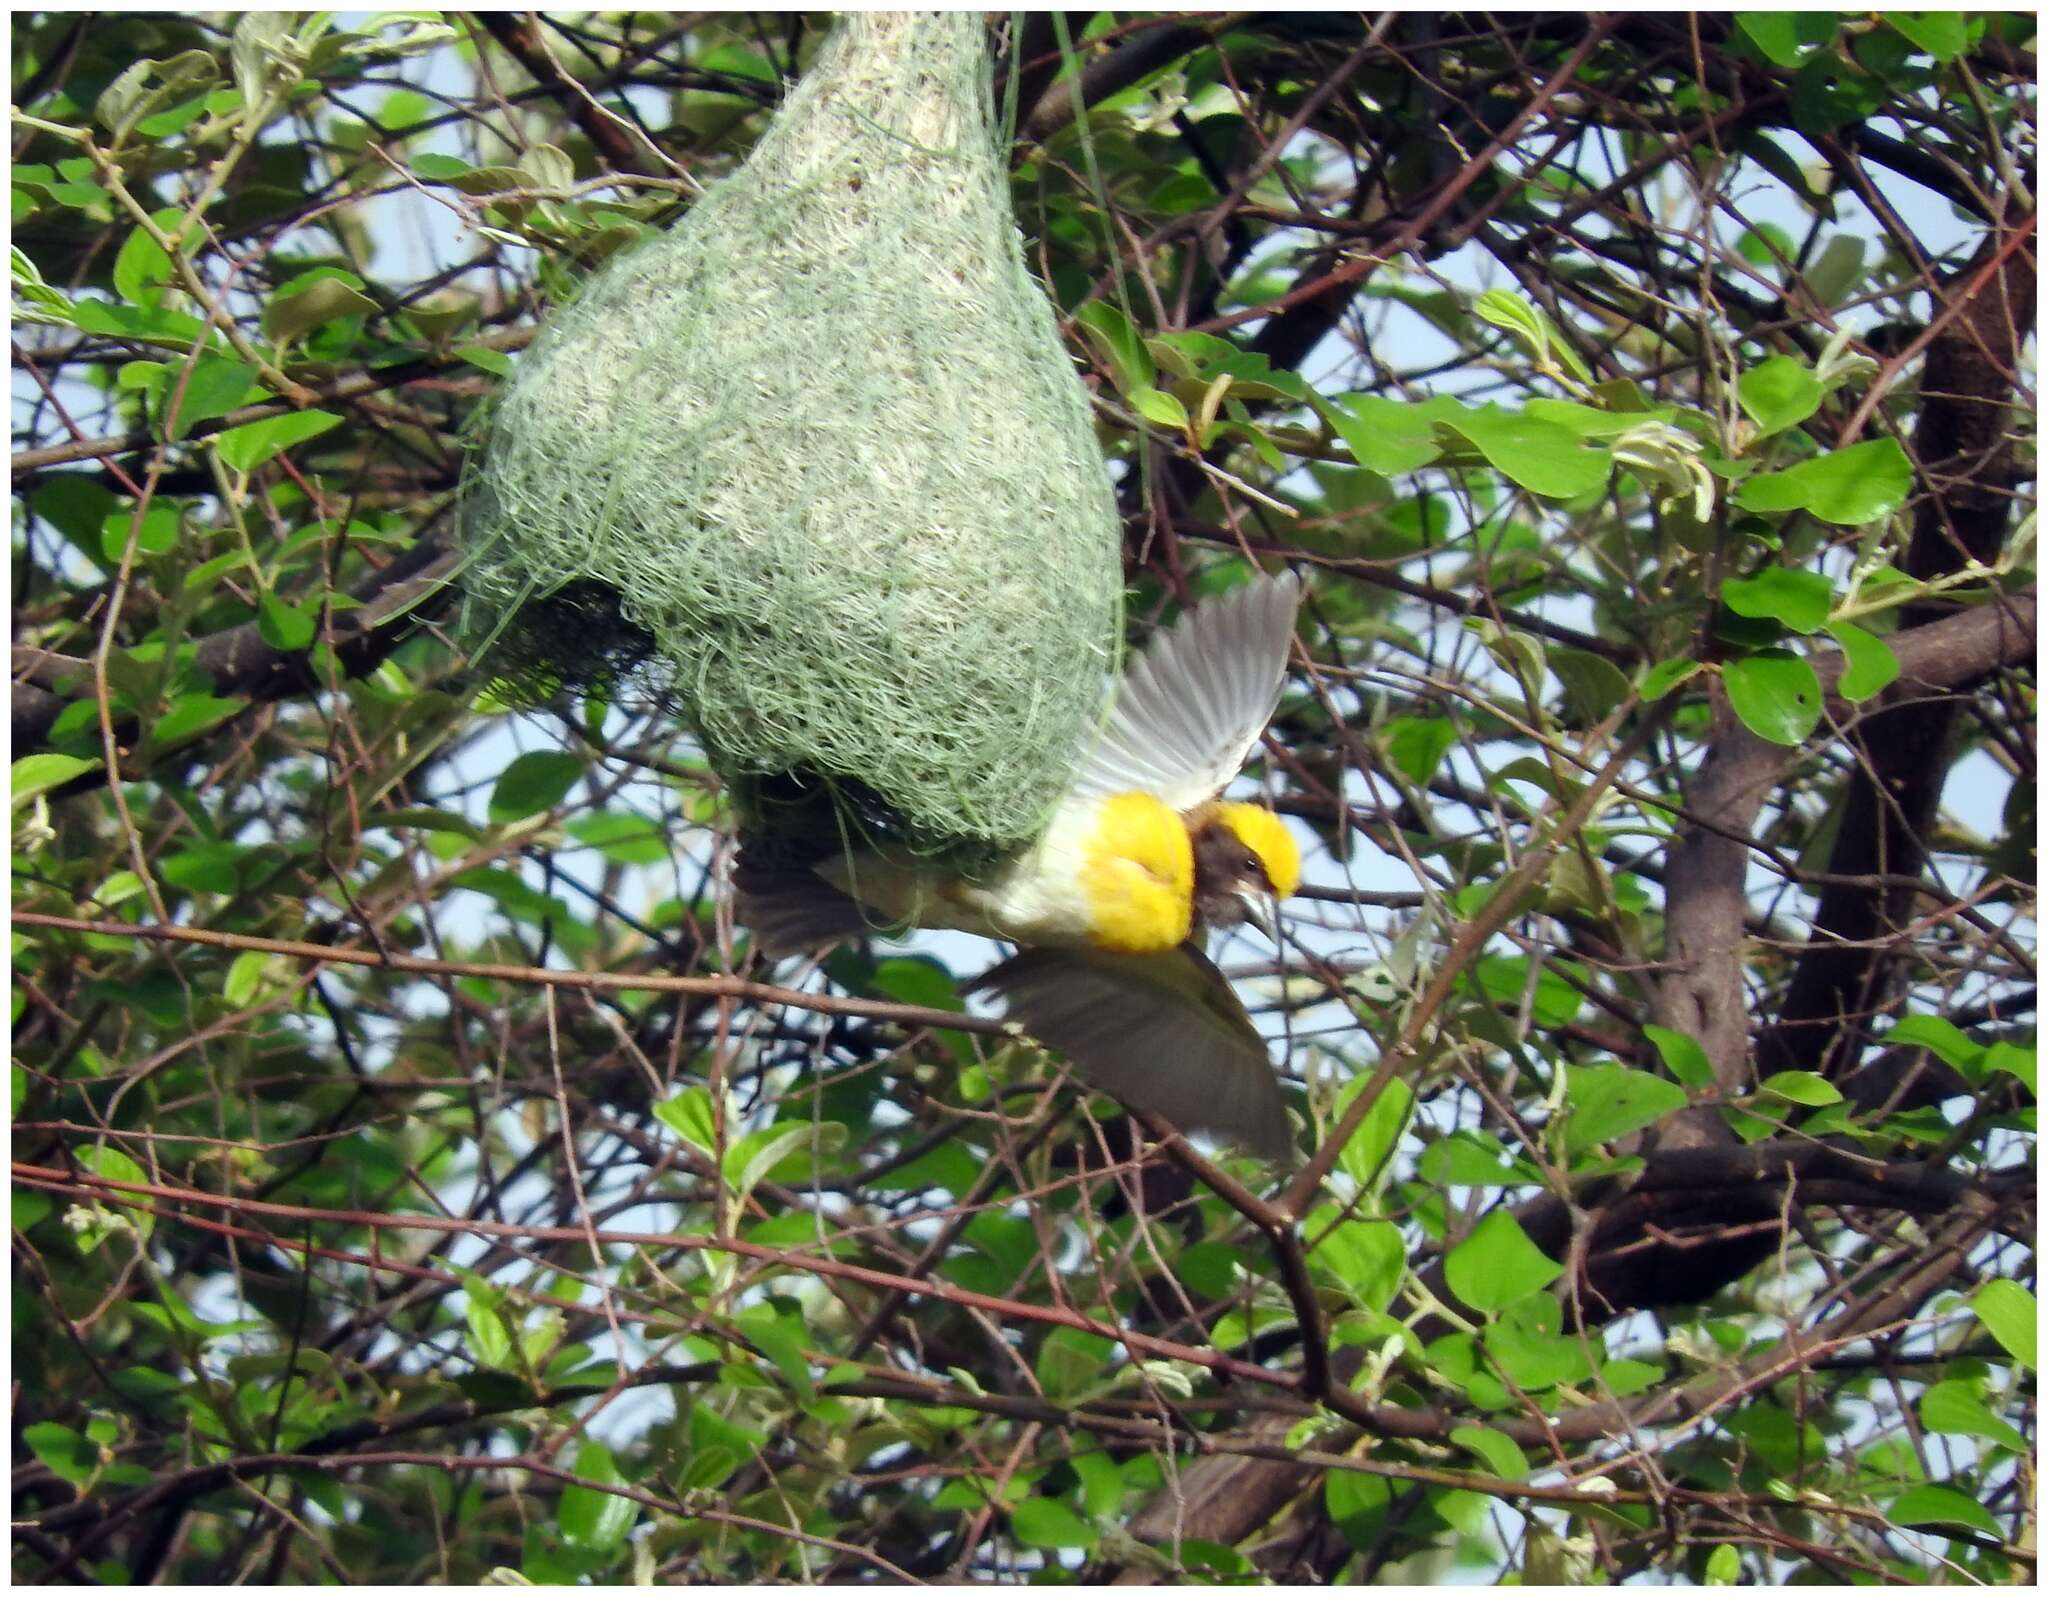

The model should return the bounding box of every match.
[970,942,1292,1158]
[732,858,880,956]
[1072,571,1301,813]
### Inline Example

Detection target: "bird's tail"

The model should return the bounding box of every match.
[730,853,878,957]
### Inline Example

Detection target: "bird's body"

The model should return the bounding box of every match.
[811,793,1299,956]
[736,572,1306,1155]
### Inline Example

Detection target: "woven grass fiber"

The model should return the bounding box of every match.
[461,11,1124,865]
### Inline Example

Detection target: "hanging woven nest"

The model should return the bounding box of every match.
[460,12,1124,866]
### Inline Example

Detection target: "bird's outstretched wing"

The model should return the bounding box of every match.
[970,942,1292,1158]
[1072,571,1301,813]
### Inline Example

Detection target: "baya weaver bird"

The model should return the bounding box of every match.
[738,572,1304,1155]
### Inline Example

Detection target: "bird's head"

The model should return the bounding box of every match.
[1191,802,1301,934]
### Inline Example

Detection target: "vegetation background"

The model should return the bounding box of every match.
[11,10,2037,1584]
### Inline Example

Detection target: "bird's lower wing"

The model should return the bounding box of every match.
[969,943,1292,1159]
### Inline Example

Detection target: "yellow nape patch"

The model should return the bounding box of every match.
[1082,792,1194,953]
[1214,802,1303,897]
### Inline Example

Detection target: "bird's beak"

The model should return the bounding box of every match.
[1237,893,1279,942]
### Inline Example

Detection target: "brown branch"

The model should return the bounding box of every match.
[1019,19,1214,147]
[9,324,534,478]
[1760,221,2036,1081]
[7,915,1006,1039]
[475,12,663,177]
[14,520,461,752]
[1117,1145,2027,1568]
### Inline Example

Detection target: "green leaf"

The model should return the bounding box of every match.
[565,811,668,865]
[1643,1024,1715,1090]
[1822,620,1899,701]
[737,1303,816,1396]
[1732,438,1912,525]
[558,1441,637,1552]
[1451,1424,1526,1480]
[97,50,220,140]
[1472,289,1593,384]
[653,1087,717,1153]
[161,841,246,895]
[222,950,270,1007]
[1309,1209,1405,1312]
[71,298,212,349]
[1473,957,1583,1029]
[1887,1483,2002,1537]
[23,1422,99,1486]
[1130,384,1189,431]
[1639,658,1703,701]
[1920,1380,2029,1452]
[1562,1066,1689,1156]
[1737,355,1825,438]
[1723,649,1822,745]
[76,1145,152,1250]
[1888,1014,1986,1079]
[722,1122,837,1208]
[1704,1544,1741,1585]
[257,594,316,651]
[410,152,472,182]
[148,694,247,751]
[1011,1496,1098,1550]
[519,141,576,194]
[1319,394,1447,476]
[1075,301,1155,397]
[1036,1326,1115,1402]
[1485,1295,1590,1389]
[213,410,343,472]
[1806,234,1867,307]
[698,42,778,83]
[1068,1433,1124,1519]
[12,753,100,809]
[1147,331,1308,402]
[1601,1356,1662,1397]
[864,1138,980,1196]
[488,750,583,822]
[456,343,513,376]
[165,357,260,440]
[1721,567,1833,634]
[31,473,121,570]
[678,1444,737,1492]
[1758,1070,1842,1106]
[1383,716,1458,784]
[1971,1279,2035,1372]
[868,956,962,1014]
[452,867,568,924]
[100,504,181,563]
[1438,404,1612,499]
[1547,647,1632,723]
[461,1277,513,1370]
[1444,1210,1561,1313]
[1883,11,1969,60]
[264,276,379,342]
[1418,1129,1533,1188]
[1983,1040,2035,1094]
[113,225,174,309]
[1325,1465,1395,1550]
[1736,12,1837,67]
[1331,1074,1414,1192]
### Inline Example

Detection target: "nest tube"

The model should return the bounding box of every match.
[461,12,1125,868]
